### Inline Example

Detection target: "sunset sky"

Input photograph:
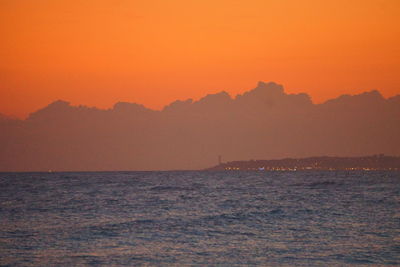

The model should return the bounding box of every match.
[1,0,399,118]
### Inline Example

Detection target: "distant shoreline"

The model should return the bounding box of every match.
[205,155,400,171]
[1,155,400,172]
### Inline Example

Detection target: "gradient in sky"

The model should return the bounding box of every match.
[1,0,399,118]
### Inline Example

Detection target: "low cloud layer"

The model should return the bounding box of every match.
[1,82,399,171]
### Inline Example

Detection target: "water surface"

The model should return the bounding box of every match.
[0,171,399,266]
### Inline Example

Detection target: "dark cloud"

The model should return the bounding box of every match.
[1,82,399,171]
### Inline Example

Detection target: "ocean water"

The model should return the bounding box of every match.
[0,171,399,266]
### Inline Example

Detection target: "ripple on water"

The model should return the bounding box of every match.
[0,171,399,266]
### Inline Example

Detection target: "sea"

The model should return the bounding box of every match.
[0,171,399,266]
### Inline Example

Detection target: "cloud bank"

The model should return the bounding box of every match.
[1,82,399,171]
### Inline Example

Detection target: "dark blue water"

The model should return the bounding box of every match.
[0,171,399,266]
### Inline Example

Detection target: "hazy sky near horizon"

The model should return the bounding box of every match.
[1,0,400,118]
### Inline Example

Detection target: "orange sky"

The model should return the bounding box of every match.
[1,0,399,118]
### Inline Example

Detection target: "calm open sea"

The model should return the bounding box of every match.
[0,171,399,266]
